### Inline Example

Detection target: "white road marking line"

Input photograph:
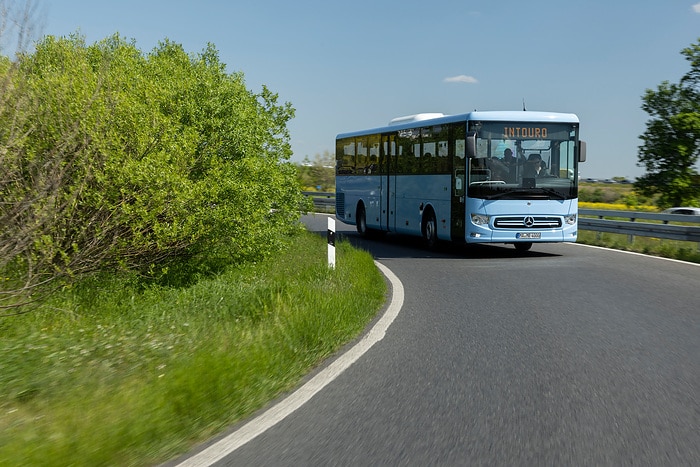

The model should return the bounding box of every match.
[569,242,700,267]
[176,261,404,466]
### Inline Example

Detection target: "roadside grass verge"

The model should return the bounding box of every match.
[0,231,386,466]
[577,201,700,264]
[577,230,700,263]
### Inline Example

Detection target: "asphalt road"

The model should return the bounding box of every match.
[178,213,700,466]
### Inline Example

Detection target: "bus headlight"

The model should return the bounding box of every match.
[565,213,577,225]
[471,213,490,226]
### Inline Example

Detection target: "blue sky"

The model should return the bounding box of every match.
[34,1,700,178]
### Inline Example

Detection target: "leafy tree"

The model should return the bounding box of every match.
[0,33,302,310]
[636,39,700,208]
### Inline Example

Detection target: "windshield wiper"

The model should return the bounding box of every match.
[485,189,529,200]
[538,187,567,200]
[484,187,567,200]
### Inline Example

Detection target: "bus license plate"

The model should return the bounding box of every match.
[517,232,541,239]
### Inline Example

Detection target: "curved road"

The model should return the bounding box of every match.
[177,213,700,466]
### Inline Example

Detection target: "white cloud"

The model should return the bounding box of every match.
[693,2,700,13]
[444,75,478,84]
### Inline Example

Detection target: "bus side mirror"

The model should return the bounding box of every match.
[466,131,478,158]
[578,140,586,162]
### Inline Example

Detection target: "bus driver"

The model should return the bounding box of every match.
[489,148,520,182]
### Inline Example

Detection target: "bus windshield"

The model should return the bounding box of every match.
[467,121,579,200]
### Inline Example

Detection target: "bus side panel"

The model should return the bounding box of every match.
[364,174,383,230]
[394,174,451,238]
[383,172,396,232]
[336,175,382,228]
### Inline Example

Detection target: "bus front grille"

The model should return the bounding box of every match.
[494,216,562,229]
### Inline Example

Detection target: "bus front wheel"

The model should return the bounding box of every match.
[422,210,438,249]
[356,204,368,236]
[514,242,532,251]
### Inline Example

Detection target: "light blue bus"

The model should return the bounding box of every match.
[335,111,586,250]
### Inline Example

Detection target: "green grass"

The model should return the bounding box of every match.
[0,231,386,466]
[577,192,700,263]
[577,230,700,263]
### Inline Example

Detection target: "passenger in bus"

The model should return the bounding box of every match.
[364,155,378,174]
[503,148,516,165]
[522,153,543,179]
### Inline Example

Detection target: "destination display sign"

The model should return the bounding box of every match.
[503,126,548,139]
[473,122,574,141]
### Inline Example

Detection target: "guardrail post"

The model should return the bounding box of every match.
[327,217,336,269]
[303,191,336,213]
[628,216,636,244]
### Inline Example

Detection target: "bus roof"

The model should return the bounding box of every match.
[336,110,580,139]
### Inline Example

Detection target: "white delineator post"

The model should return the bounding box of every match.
[327,217,336,269]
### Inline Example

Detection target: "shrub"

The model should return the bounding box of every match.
[0,34,303,310]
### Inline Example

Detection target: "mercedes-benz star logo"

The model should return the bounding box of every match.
[523,216,535,227]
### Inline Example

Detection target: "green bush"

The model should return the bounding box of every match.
[0,34,303,308]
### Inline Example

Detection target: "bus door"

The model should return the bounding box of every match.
[451,127,467,242]
[381,133,397,232]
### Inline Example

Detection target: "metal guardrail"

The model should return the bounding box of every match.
[302,191,335,212]
[578,209,700,244]
[303,193,700,244]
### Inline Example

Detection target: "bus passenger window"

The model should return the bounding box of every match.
[422,141,436,173]
[337,138,355,175]
[397,130,419,174]
[356,137,368,174]
[455,139,465,159]
[367,136,380,174]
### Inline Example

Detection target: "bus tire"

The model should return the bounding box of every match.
[422,209,438,249]
[514,242,532,251]
[356,203,368,236]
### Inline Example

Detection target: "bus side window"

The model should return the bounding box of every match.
[367,135,380,174]
[455,139,465,159]
[409,142,418,173]
[434,124,452,173]
[453,120,467,167]
[476,138,489,158]
[455,169,465,196]
[421,125,451,174]
[396,132,411,174]
[422,140,436,173]
[356,137,368,175]
[389,138,397,174]
[337,138,355,175]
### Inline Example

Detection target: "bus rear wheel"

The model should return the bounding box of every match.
[514,242,532,251]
